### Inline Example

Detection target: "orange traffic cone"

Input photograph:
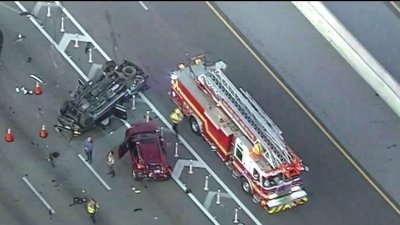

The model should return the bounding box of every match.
[40,125,48,138]
[34,82,42,95]
[5,128,14,142]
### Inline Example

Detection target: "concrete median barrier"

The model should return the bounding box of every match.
[292,1,400,118]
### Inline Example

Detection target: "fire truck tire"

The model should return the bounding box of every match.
[189,116,201,135]
[241,177,253,194]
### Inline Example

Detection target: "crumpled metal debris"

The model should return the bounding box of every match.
[30,74,46,84]
[20,87,33,95]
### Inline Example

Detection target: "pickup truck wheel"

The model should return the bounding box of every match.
[132,171,140,181]
[189,116,201,135]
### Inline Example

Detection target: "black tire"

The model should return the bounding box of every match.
[102,60,117,74]
[60,101,69,115]
[132,170,140,181]
[189,116,201,135]
[122,65,137,78]
[241,177,252,195]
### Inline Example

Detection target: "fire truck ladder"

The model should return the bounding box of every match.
[202,62,293,168]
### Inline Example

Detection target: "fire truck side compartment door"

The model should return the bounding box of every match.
[234,136,253,163]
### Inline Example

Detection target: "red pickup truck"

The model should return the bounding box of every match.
[118,121,172,180]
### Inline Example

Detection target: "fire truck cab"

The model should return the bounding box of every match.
[169,55,309,214]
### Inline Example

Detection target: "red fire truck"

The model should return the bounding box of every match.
[169,55,309,214]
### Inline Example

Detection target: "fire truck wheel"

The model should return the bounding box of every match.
[189,116,201,135]
[241,177,252,194]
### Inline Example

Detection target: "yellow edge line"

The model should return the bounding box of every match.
[205,1,400,215]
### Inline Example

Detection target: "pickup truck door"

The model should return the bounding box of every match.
[118,138,130,158]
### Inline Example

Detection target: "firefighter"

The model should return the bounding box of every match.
[169,108,184,138]
[86,198,100,224]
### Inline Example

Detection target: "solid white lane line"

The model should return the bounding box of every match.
[120,119,132,128]
[174,177,220,225]
[203,191,217,210]
[139,93,263,225]
[54,1,112,63]
[122,123,219,225]
[87,63,103,80]
[16,1,262,224]
[14,1,89,81]
[22,176,56,214]
[138,1,149,11]
[203,191,232,210]
[77,154,111,191]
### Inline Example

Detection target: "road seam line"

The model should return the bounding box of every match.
[77,153,112,191]
[138,1,149,11]
[22,176,56,214]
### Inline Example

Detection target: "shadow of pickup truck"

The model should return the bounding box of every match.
[55,59,149,136]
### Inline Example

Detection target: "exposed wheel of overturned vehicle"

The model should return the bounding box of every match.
[122,65,137,77]
[102,60,117,76]
[57,59,149,136]
[132,170,141,181]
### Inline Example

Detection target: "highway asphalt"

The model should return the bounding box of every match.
[0,2,212,225]
[212,1,400,210]
[325,1,400,81]
[59,1,400,225]
[319,1,400,205]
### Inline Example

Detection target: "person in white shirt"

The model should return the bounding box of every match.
[106,151,115,177]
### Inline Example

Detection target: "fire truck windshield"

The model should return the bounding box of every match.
[262,173,288,188]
